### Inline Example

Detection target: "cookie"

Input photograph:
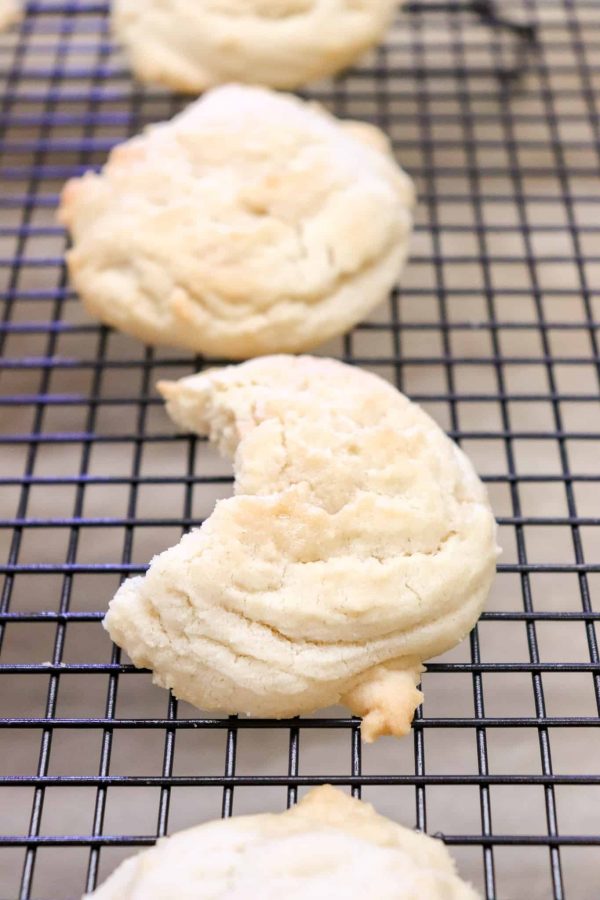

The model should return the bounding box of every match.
[0,0,20,30]
[85,785,479,898]
[112,0,400,91]
[104,356,498,741]
[58,85,415,359]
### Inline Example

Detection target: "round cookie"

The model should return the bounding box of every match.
[0,0,20,30]
[58,85,415,360]
[112,0,401,92]
[85,785,479,899]
[104,356,498,741]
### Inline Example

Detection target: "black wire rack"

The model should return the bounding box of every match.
[1,1,600,898]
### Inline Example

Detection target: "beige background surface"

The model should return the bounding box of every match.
[1,1,600,898]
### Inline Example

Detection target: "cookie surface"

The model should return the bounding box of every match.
[86,785,479,899]
[112,0,400,91]
[58,85,414,359]
[105,356,497,741]
[0,0,20,30]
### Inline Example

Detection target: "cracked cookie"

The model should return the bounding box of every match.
[112,0,401,91]
[58,85,415,359]
[104,356,498,741]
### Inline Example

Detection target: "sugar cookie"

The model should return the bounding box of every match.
[104,356,497,741]
[59,85,414,359]
[113,0,400,91]
[86,785,479,899]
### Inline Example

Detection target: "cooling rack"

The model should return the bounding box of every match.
[1,1,599,898]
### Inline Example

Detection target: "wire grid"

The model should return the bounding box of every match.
[1,1,600,898]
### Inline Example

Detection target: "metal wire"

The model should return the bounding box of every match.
[1,1,600,898]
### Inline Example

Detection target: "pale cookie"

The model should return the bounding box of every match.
[85,785,479,899]
[105,356,498,741]
[58,85,415,359]
[112,0,401,92]
[0,0,20,31]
